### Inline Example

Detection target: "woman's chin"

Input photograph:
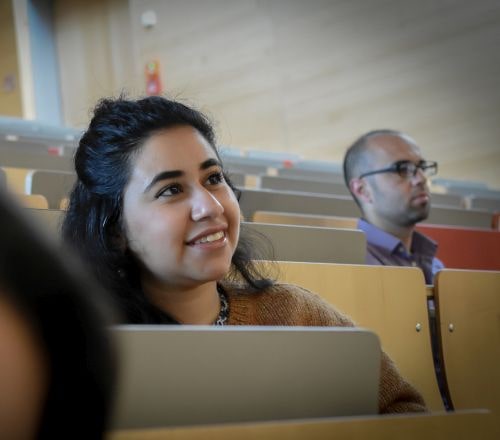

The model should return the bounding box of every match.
[195,263,233,283]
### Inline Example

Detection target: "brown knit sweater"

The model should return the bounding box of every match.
[221,281,427,414]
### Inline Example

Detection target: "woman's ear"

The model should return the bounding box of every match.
[108,224,127,252]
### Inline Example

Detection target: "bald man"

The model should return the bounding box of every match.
[343,129,444,284]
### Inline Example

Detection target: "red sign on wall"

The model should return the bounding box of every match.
[145,60,162,95]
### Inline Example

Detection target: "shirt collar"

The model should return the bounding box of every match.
[357,218,439,258]
[358,218,401,254]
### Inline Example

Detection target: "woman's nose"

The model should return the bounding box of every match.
[190,187,224,221]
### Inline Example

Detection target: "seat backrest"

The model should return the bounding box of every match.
[417,224,500,270]
[260,261,444,411]
[467,196,500,212]
[25,208,64,238]
[253,211,358,229]
[240,189,492,229]
[0,149,74,172]
[425,205,492,229]
[239,188,360,221]
[260,175,351,196]
[494,213,500,231]
[26,170,76,209]
[17,193,49,209]
[223,161,270,175]
[0,167,6,188]
[2,166,31,193]
[277,166,345,183]
[434,269,500,413]
[242,222,366,264]
[226,171,246,187]
[430,192,464,208]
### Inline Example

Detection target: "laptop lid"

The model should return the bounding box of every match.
[110,326,381,429]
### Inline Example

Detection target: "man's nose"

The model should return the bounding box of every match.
[411,167,427,186]
[191,187,224,221]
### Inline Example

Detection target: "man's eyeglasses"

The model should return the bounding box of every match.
[358,160,438,180]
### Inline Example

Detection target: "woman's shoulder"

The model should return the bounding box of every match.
[223,280,321,304]
[222,281,354,327]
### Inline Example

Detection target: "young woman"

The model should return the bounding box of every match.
[0,189,116,439]
[63,95,427,413]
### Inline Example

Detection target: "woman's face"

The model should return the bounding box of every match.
[122,125,240,290]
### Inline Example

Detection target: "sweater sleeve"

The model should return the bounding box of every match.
[275,284,428,414]
[378,351,427,413]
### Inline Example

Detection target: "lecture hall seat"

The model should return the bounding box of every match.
[242,222,366,264]
[259,261,445,412]
[17,194,49,209]
[434,269,500,415]
[416,224,500,270]
[252,211,358,229]
[25,169,76,209]
[253,212,500,271]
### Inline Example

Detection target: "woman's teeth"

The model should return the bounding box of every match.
[194,231,224,244]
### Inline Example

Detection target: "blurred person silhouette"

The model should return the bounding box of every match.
[343,129,444,284]
[0,189,117,439]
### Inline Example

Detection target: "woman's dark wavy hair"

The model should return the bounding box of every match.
[62,95,273,323]
[0,189,116,439]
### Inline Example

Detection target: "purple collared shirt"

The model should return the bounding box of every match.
[357,219,444,284]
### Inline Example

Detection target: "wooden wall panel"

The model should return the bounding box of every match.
[54,0,135,127]
[0,0,23,117]
[55,0,500,188]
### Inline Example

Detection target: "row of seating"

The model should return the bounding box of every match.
[0,167,74,209]
[3,131,496,203]
[227,170,500,212]
[22,206,500,413]
[31,203,498,270]
[274,262,500,417]
[255,174,500,211]
[24,208,368,264]
[220,152,500,204]
[2,156,500,214]
[253,211,500,270]
[239,188,497,229]
[3,166,497,230]
[108,260,499,438]
[17,199,500,271]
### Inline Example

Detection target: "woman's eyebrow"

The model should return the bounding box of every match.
[144,170,183,193]
[200,158,222,170]
[143,159,221,193]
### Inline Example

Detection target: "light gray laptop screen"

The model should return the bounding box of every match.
[111,326,381,429]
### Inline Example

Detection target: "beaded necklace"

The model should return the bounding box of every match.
[214,284,229,326]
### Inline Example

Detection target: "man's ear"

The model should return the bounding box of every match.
[349,178,373,204]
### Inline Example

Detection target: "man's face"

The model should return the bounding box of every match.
[360,134,431,229]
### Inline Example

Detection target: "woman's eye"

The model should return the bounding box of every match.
[156,184,182,198]
[206,172,225,185]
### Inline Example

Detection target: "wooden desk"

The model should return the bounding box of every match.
[108,410,499,440]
